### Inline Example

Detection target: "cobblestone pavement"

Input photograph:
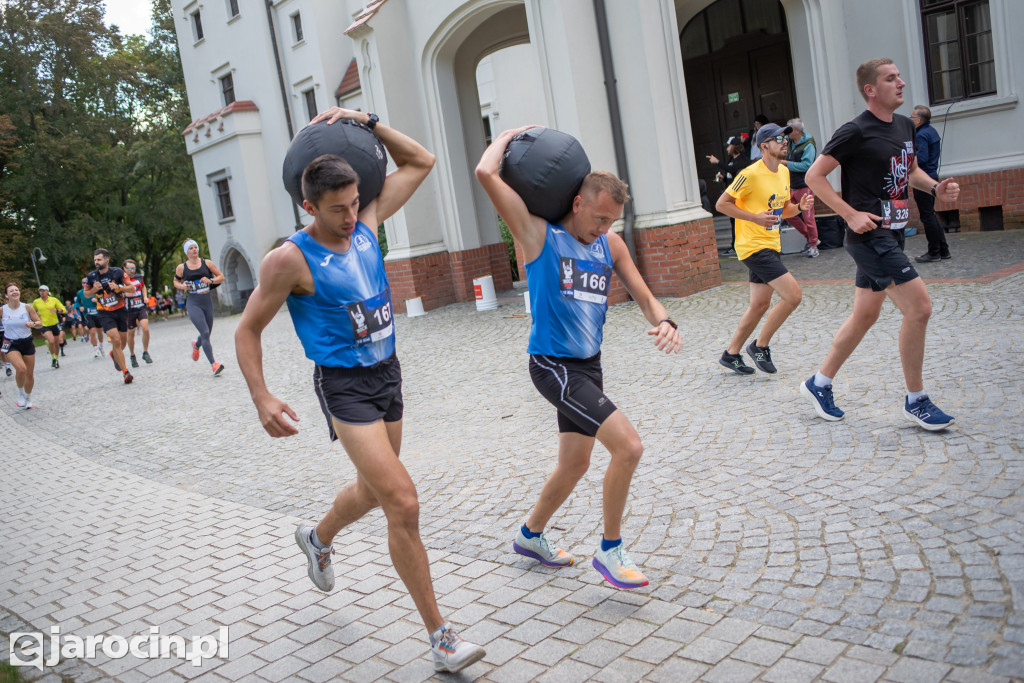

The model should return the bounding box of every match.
[2,230,1023,682]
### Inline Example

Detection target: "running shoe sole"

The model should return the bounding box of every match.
[434,646,485,673]
[512,541,574,568]
[903,408,954,431]
[799,381,843,421]
[592,557,648,589]
[294,524,334,591]
[124,373,133,384]
[213,364,224,376]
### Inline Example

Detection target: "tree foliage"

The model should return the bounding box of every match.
[0,0,201,300]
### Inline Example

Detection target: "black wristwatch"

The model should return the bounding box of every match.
[365,113,379,130]
[930,182,938,197]
[659,318,678,329]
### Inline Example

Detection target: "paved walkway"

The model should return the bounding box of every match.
[2,230,1023,682]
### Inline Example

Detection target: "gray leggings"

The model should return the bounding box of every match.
[187,294,215,364]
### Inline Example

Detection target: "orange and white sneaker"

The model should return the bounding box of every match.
[430,623,485,673]
[593,544,649,589]
[512,528,574,568]
[211,362,224,376]
[191,341,201,362]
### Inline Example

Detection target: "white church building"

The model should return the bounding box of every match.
[173,0,1024,312]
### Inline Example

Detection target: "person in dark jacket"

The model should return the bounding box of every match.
[911,105,949,262]
[707,137,753,254]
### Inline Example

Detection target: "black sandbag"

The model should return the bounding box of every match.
[282,119,388,209]
[499,127,591,223]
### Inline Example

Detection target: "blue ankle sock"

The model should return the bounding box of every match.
[601,537,622,552]
[521,525,541,539]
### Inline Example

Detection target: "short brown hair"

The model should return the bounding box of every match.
[302,154,360,207]
[580,171,630,204]
[856,58,895,102]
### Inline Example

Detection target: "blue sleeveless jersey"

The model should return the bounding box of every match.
[286,224,395,367]
[526,223,613,358]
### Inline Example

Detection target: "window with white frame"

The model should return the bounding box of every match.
[208,171,234,221]
[291,12,303,43]
[191,9,204,41]
[220,73,235,105]
[303,88,317,120]
[920,0,996,103]
[227,0,239,18]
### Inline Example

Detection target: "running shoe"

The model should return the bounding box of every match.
[191,341,200,362]
[512,528,574,568]
[903,395,955,431]
[720,351,755,375]
[800,241,812,254]
[212,362,224,376]
[130,355,139,368]
[807,246,819,258]
[142,351,153,364]
[109,350,120,371]
[915,253,941,263]
[800,376,844,421]
[93,348,101,358]
[430,623,486,673]
[745,342,777,373]
[51,357,57,369]
[592,544,649,589]
[5,365,11,377]
[294,524,334,591]
[123,370,133,384]
[60,347,65,357]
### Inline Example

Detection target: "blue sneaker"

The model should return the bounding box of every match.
[903,395,954,431]
[800,376,844,421]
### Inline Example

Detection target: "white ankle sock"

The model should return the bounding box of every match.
[813,372,833,388]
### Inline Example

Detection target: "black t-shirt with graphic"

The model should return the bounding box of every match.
[821,110,917,243]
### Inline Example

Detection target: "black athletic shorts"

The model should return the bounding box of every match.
[846,232,919,292]
[529,353,617,437]
[41,323,62,336]
[313,355,404,441]
[2,337,35,356]
[84,314,101,329]
[97,308,129,333]
[741,248,789,285]
[127,307,148,329]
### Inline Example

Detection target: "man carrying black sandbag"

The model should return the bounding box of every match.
[476,125,682,590]
[236,107,485,673]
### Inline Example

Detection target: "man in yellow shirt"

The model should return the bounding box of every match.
[32,285,67,369]
[716,124,814,375]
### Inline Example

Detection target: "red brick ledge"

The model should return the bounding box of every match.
[182,100,259,135]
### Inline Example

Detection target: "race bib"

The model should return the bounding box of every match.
[98,292,119,308]
[879,199,909,230]
[560,257,611,305]
[1,338,10,353]
[86,305,97,315]
[190,280,210,294]
[128,295,145,309]
[345,290,393,345]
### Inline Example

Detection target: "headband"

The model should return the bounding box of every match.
[183,239,199,255]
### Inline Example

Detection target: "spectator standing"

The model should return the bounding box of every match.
[749,114,769,161]
[786,118,820,257]
[707,137,753,255]
[911,105,949,262]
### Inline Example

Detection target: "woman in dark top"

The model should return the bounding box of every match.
[174,239,227,375]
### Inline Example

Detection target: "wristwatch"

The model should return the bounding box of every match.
[659,318,678,329]
[365,113,379,130]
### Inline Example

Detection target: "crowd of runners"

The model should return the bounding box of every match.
[2,242,228,407]
[2,57,962,673]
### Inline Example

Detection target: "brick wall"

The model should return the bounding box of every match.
[385,241,514,314]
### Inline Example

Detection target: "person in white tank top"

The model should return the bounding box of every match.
[2,282,43,408]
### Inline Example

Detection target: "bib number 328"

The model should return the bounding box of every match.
[560,257,611,305]
[345,290,394,345]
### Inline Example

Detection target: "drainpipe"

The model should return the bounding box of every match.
[265,0,303,230]
[593,0,635,261]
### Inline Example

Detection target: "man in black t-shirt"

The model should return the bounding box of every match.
[800,58,960,431]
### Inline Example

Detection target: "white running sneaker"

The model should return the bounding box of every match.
[592,544,649,589]
[93,348,101,358]
[512,528,574,568]
[294,524,334,591]
[430,623,486,673]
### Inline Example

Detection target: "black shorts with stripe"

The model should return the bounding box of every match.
[313,355,404,442]
[529,353,617,437]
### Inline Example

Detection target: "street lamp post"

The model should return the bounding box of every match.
[30,247,47,289]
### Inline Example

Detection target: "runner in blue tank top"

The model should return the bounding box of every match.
[235,107,484,674]
[477,125,682,590]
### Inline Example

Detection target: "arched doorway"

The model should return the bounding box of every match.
[680,0,797,204]
[221,246,255,312]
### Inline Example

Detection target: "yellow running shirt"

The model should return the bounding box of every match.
[32,296,66,326]
[725,160,791,261]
